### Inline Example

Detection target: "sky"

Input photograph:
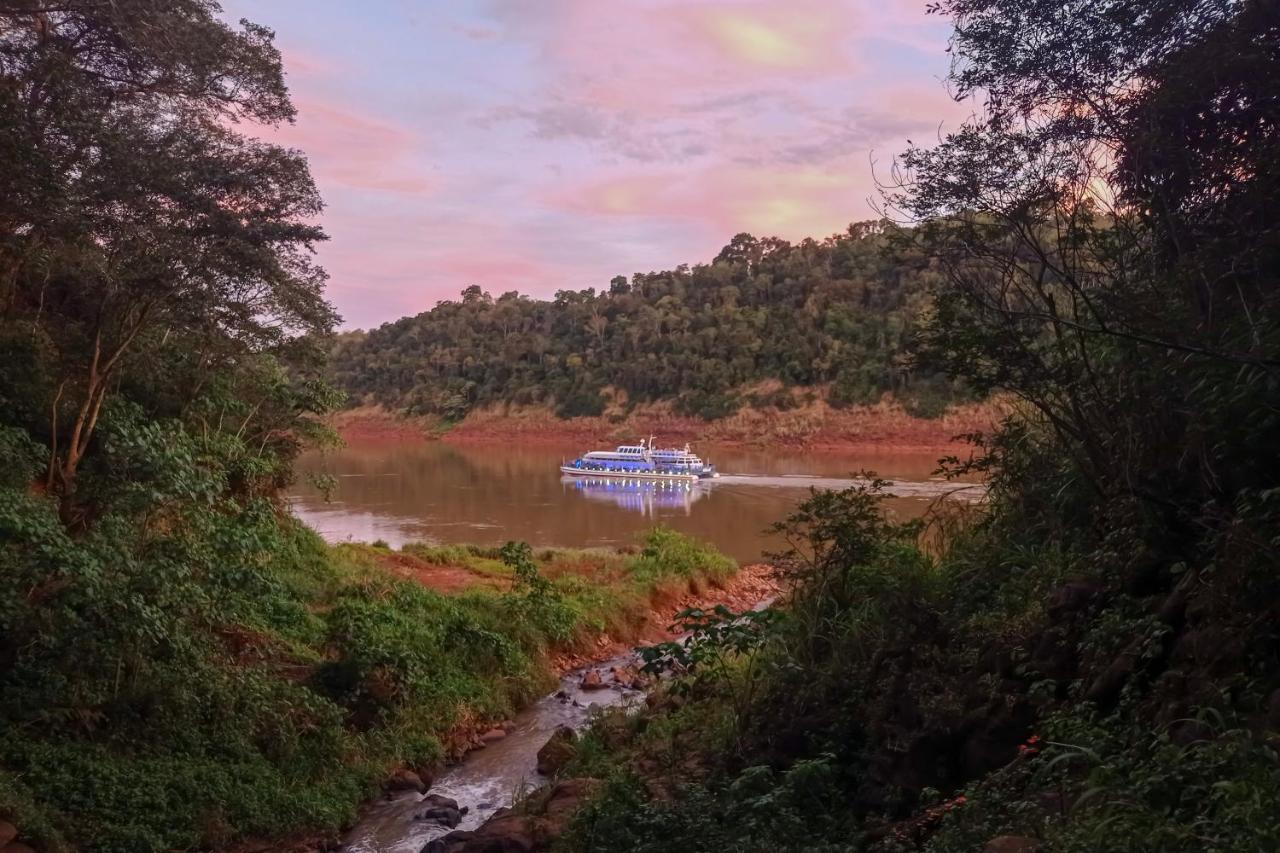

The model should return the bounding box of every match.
[224,1,971,329]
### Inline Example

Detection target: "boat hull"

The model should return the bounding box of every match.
[560,465,701,482]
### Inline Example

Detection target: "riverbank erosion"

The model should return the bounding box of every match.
[0,514,773,852]
[330,395,1002,454]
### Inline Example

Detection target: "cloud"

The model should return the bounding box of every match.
[549,158,882,243]
[228,0,964,328]
[480,102,608,141]
[267,99,433,195]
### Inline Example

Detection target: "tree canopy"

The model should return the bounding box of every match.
[0,0,336,520]
[330,223,968,421]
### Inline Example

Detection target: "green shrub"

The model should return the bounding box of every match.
[627,527,736,587]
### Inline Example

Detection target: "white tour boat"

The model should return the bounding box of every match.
[560,437,718,482]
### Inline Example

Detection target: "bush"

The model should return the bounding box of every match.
[627,528,737,587]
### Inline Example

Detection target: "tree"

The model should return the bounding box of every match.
[330,223,970,421]
[0,1,335,519]
[892,0,1278,521]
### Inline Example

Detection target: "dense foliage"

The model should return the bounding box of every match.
[550,1,1280,851]
[329,226,967,420]
[0,3,740,850]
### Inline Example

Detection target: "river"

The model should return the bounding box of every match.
[297,440,980,851]
[290,441,981,563]
[341,654,642,853]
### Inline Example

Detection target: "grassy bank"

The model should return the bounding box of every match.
[0,479,735,853]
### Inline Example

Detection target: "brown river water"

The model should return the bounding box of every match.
[290,441,982,564]
[291,440,981,851]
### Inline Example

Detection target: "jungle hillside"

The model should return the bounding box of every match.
[328,226,970,423]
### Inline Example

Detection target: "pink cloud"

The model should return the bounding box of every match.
[550,160,878,242]
[432,253,564,295]
[550,0,861,114]
[261,98,433,196]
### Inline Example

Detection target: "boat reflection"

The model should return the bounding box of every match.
[562,476,710,517]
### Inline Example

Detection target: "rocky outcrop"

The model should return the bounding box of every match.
[416,794,466,828]
[609,664,645,689]
[422,779,599,853]
[536,726,578,776]
[386,768,431,793]
[0,821,34,853]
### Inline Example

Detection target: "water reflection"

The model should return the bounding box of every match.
[565,476,709,517]
[291,441,977,563]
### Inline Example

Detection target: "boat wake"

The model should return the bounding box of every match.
[710,474,987,501]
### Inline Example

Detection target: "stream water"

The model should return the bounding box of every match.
[312,440,982,851]
[340,654,643,853]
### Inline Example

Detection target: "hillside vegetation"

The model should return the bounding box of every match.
[0,4,747,850]
[473,2,1280,852]
[329,225,969,421]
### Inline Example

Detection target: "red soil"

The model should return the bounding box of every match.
[360,546,782,673]
[550,563,782,674]
[369,551,502,594]
[331,406,431,443]
[333,399,1002,454]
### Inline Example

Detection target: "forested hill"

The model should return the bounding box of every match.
[330,222,966,421]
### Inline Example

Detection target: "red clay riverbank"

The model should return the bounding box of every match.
[228,555,780,853]
[352,546,780,674]
[549,562,781,675]
[331,399,1001,454]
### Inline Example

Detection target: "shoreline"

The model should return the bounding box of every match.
[233,550,780,853]
[328,400,999,455]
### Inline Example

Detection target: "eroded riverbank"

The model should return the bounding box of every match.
[318,557,778,853]
[330,400,999,454]
[341,654,642,853]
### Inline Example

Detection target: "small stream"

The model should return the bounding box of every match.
[340,654,643,853]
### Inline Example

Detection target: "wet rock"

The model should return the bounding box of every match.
[0,824,15,847]
[439,813,537,852]
[984,836,1042,853]
[416,793,464,828]
[426,780,599,852]
[580,670,606,690]
[610,665,643,689]
[541,778,600,834]
[537,726,578,776]
[481,727,508,743]
[387,768,429,793]
[421,830,474,853]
